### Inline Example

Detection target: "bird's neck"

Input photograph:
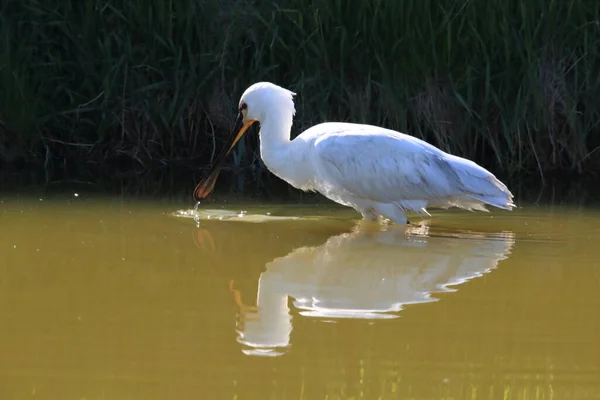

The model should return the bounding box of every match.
[258,111,309,188]
[258,111,293,166]
[259,110,293,150]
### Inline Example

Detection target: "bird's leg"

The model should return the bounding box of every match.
[358,206,380,222]
[367,203,410,225]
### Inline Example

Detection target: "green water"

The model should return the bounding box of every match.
[0,187,599,399]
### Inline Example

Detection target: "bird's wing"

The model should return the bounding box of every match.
[312,126,461,204]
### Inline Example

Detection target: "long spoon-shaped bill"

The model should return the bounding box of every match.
[193,114,256,201]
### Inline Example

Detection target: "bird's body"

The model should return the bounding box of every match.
[194,82,515,224]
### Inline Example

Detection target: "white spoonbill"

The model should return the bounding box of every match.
[193,82,515,224]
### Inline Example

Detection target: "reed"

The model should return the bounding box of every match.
[1,0,599,189]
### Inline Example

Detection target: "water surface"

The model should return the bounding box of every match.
[1,192,599,399]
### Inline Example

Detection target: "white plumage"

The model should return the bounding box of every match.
[194,82,515,224]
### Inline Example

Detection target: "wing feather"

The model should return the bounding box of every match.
[312,127,458,204]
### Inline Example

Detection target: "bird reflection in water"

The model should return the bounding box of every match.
[193,218,514,357]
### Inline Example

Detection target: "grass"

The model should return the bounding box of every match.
[1,0,599,192]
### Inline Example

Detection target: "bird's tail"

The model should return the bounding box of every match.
[468,194,515,210]
[444,154,516,211]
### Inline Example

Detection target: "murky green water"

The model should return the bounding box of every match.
[1,189,599,399]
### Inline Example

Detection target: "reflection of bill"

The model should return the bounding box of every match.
[233,223,515,357]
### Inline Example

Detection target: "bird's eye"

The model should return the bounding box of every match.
[240,103,248,110]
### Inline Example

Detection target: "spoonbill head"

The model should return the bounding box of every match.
[193,82,295,199]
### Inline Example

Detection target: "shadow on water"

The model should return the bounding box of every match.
[184,211,515,358]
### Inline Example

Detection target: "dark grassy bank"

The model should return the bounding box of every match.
[1,0,599,191]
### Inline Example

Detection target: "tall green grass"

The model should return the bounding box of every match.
[1,0,599,186]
